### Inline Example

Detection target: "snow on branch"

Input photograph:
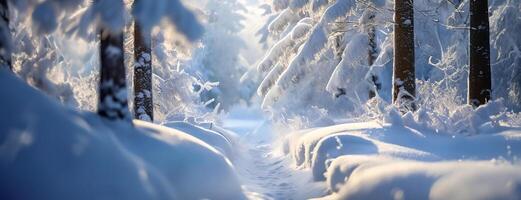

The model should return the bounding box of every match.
[132,0,204,41]
[274,0,356,90]
[326,33,370,96]
[311,0,331,12]
[258,63,286,96]
[289,0,310,11]
[272,0,290,11]
[268,8,300,35]
[258,18,312,72]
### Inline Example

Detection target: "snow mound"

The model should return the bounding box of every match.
[321,157,521,200]
[163,121,234,158]
[284,120,521,199]
[0,70,245,199]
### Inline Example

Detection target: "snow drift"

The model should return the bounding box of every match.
[283,118,521,199]
[0,70,246,200]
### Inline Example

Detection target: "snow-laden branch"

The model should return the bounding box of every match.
[326,33,370,96]
[132,0,204,41]
[289,0,310,11]
[258,18,312,72]
[268,8,300,35]
[274,0,356,90]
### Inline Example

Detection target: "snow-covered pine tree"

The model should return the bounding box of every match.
[365,9,379,99]
[132,0,153,122]
[0,0,10,71]
[468,0,491,107]
[97,0,130,121]
[193,0,247,111]
[393,0,416,111]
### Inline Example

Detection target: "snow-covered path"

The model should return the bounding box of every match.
[222,114,295,199]
[236,138,296,200]
[222,108,324,200]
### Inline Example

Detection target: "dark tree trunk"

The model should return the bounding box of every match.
[393,0,416,111]
[133,22,153,122]
[98,29,131,121]
[0,0,11,71]
[333,30,346,98]
[367,12,380,99]
[468,0,491,107]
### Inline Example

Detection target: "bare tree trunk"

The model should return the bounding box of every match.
[98,29,131,121]
[133,22,153,122]
[0,0,11,71]
[468,0,491,107]
[393,0,416,111]
[367,12,380,99]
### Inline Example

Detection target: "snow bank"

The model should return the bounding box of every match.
[0,70,246,199]
[284,119,521,199]
[320,158,521,200]
[163,121,234,158]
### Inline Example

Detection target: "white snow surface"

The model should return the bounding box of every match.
[0,70,246,200]
[281,119,521,199]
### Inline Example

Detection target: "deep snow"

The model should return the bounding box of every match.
[281,119,521,199]
[0,70,245,200]
[2,64,521,199]
[2,0,521,199]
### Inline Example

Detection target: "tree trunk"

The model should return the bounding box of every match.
[393,0,416,111]
[98,29,131,121]
[0,0,11,71]
[133,22,153,122]
[367,12,380,99]
[468,0,491,107]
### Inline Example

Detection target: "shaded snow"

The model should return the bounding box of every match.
[281,119,521,199]
[0,70,246,199]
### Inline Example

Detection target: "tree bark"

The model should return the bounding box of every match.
[0,0,11,71]
[98,28,131,121]
[393,0,416,111]
[367,12,380,99]
[468,0,491,107]
[133,22,153,122]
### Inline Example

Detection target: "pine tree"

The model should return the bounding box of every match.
[0,0,11,71]
[98,28,131,121]
[468,0,491,107]
[133,18,153,122]
[367,11,380,99]
[393,0,416,111]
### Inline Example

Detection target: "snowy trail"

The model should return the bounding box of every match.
[236,139,297,200]
[220,2,324,198]
[222,110,324,200]
[223,117,296,200]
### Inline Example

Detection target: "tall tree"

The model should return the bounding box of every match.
[367,10,380,98]
[468,0,491,107]
[393,0,416,111]
[133,19,153,122]
[97,27,131,121]
[0,0,11,71]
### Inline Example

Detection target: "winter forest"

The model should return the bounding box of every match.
[1,0,521,199]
